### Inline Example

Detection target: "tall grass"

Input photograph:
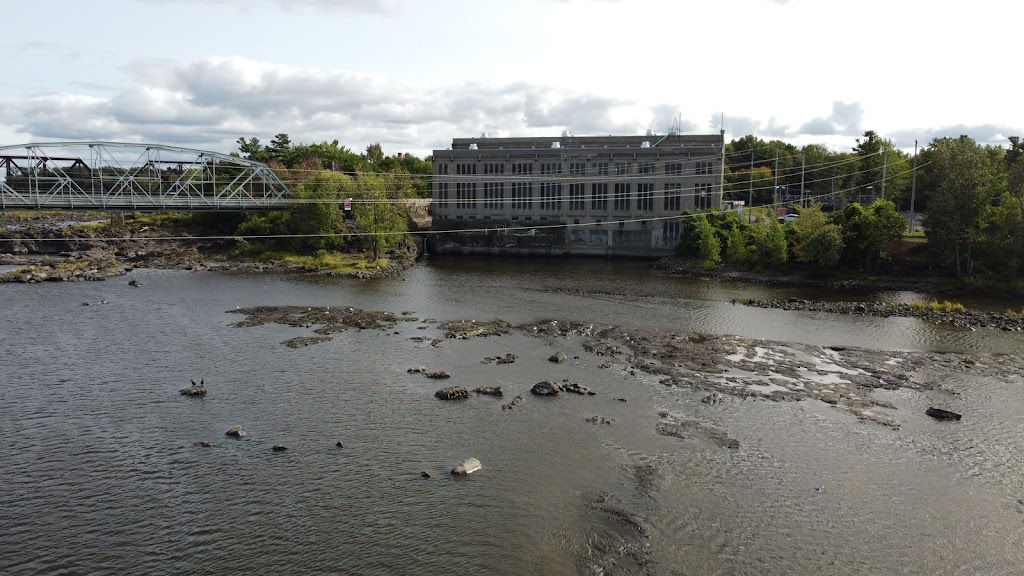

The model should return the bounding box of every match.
[909,299,965,312]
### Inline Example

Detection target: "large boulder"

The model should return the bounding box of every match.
[451,458,482,475]
[435,386,469,400]
[548,351,567,363]
[531,381,561,396]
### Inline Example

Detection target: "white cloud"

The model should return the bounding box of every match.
[135,0,399,13]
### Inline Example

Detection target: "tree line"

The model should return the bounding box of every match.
[717,132,1024,279]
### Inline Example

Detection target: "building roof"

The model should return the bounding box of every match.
[443,133,723,152]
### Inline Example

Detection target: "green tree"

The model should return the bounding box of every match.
[724,224,750,267]
[287,171,353,253]
[236,137,269,163]
[693,215,722,268]
[364,142,385,165]
[747,218,788,271]
[836,200,905,269]
[353,172,409,261]
[792,203,844,269]
[923,136,998,276]
[978,192,1024,277]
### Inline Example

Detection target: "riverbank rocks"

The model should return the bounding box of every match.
[926,407,962,421]
[473,386,503,397]
[451,458,482,475]
[548,351,567,363]
[435,386,469,400]
[531,381,561,396]
[225,426,247,438]
[180,386,207,397]
[742,298,1024,331]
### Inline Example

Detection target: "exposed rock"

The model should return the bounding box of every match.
[615,398,627,402]
[335,441,344,448]
[548,351,567,363]
[180,386,207,397]
[421,469,437,478]
[272,445,288,452]
[531,381,561,396]
[585,415,614,425]
[451,457,482,475]
[926,407,962,421]
[425,370,451,379]
[282,335,332,348]
[435,386,469,400]
[656,415,739,449]
[193,441,216,448]
[128,279,141,287]
[820,393,841,405]
[442,320,511,339]
[495,353,517,364]
[701,392,724,404]
[225,425,247,438]
[407,366,428,374]
[561,381,596,395]
[473,386,503,397]
[501,395,525,411]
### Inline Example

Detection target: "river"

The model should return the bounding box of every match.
[2,257,1023,575]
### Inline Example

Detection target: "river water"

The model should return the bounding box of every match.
[2,258,1023,575]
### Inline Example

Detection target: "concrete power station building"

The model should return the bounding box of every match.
[430,131,725,256]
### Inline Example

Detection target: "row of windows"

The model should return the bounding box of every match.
[439,182,710,212]
[440,160,716,176]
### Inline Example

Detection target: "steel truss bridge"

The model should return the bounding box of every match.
[0,142,291,211]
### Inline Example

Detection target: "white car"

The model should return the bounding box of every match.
[778,213,799,223]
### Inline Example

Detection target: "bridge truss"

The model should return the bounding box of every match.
[0,142,291,211]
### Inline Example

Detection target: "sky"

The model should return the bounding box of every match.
[0,0,1020,158]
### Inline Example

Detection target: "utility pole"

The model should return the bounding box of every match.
[908,139,918,232]
[748,149,754,223]
[800,153,806,208]
[773,145,779,215]
[880,144,889,200]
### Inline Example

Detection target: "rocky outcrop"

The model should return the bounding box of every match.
[501,395,525,411]
[441,320,511,339]
[530,381,561,396]
[548,351,567,363]
[656,413,739,449]
[926,407,962,421]
[743,298,1024,331]
[473,386,503,397]
[180,386,207,397]
[561,381,595,395]
[225,426,247,438]
[425,371,451,379]
[435,386,469,400]
[451,458,482,475]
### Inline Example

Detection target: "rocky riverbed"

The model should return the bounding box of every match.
[743,297,1024,331]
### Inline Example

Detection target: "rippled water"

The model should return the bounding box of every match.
[2,259,1023,575]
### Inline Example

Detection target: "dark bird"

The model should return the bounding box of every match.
[200,379,205,387]
[191,379,197,387]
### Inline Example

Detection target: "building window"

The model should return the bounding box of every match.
[539,183,562,211]
[511,163,534,175]
[456,163,477,175]
[437,182,449,205]
[483,182,505,209]
[569,162,586,175]
[613,183,631,211]
[695,183,712,210]
[437,164,450,175]
[540,162,563,175]
[663,221,681,244]
[455,182,477,209]
[638,161,655,175]
[483,163,505,175]
[637,182,654,211]
[664,183,682,211]
[695,161,713,175]
[615,162,631,176]
[665,161,683,176]
[568,183,586,211]
[512,182,533,209]
[592,162,609,176]
[591,182,608,210]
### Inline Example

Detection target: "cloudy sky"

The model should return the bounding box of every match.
[1,0,1019,158]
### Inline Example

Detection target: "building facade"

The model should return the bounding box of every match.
[430,132,725,256]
